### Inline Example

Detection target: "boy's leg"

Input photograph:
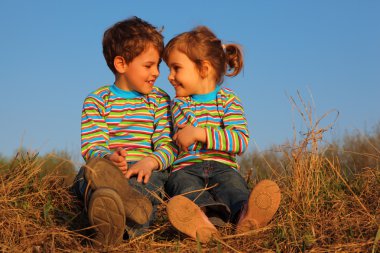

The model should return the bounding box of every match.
[71,166,91,205]
[236,179,281,232]
[74,158,154,246]
[126,170,169,237]
[70,167,92,232]
[88,188,125,246]
[71,164,126,247]
[84,157,153,225]
[128,169,169,206]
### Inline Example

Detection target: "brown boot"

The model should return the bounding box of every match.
[88,188,125,247]
[84,157,153,225]
[167,195,220,243]
[236,180,281,233]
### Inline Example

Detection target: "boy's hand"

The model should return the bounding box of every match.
[173,124,206,151]
[106,148,128,174]
[126,156,159,184]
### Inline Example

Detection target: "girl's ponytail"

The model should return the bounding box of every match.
[224,44,243,77]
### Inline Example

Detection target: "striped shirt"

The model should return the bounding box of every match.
[81,84,177,170]
[171,87,249,171]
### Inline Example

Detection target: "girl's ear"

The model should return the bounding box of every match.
[114,56,127,74]
[199,60,212,79]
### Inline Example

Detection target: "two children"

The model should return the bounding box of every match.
[72,16,280,247]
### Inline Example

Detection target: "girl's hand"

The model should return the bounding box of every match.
[173,124,206,151]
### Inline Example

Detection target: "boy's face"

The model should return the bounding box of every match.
[119,45,160,94]
[166,49,204,97]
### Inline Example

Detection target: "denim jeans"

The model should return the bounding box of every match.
[71,160,169,237]
[165,161,249,223]
[124,163,169,237]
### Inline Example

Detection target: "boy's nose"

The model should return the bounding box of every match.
[152,66,159,77]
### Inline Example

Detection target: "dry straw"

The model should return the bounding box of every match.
[0,92,379,252]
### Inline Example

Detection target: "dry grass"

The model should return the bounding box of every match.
[1,94,379,252]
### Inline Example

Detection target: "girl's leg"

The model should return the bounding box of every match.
[209,162,281,231]
[165,163,222,243]
[236,179,281,232]
[166,165,219,207]
[167,195,220,243]
[208,162,250,223]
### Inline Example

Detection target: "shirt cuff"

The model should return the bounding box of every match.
[149,154,164,171]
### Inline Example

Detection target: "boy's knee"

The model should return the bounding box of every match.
[149,170,169,187]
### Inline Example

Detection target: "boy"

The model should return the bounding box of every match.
[71,16,177,247]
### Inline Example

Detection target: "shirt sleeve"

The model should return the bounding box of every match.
[149,93,178,170]
[81,94,111,161]
[205,94,249,155]
[171,98,197,131]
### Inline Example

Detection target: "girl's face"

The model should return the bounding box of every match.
[166,49,207,97]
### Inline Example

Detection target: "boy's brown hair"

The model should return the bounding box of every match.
[102,16,164,74]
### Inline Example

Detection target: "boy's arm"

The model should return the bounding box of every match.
[126,92,177,183]
[149,93,178,170]
[81,94,128,170]
[81,95,112,160]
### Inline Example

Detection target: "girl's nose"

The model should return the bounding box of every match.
[168,71,174,82]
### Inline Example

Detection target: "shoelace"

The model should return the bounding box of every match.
[84,179,92,212]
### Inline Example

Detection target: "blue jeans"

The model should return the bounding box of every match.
[165,161,249,223]
[71,161,169,237]
[123,164,169,236]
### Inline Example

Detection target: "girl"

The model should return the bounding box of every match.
[163,26,281,243]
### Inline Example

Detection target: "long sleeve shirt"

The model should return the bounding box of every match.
[171,86,249,171]
[81,84,177,170]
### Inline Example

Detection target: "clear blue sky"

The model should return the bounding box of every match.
[1,1,379,162]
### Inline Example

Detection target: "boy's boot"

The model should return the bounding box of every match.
[167,195,220,243]
[88,188,125,247]
[236,179,281,233]
[83,157,153,225]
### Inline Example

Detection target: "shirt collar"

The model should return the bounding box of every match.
[110,84,143,99]
[191,86,221,102]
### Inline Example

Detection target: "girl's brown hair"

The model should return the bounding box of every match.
[163,26,243,84]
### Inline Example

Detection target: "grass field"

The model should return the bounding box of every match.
[1,105,379,252]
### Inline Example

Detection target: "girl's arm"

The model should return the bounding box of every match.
[172,94,248,155]
[203,95,249,155]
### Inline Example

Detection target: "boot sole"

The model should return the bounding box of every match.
[88,188,125,246]
[84,158,153,224]
[237,179,281,232]
[167,195,220,243]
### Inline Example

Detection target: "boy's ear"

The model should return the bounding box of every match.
[114,56,127,73]
[199,60,212,79]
